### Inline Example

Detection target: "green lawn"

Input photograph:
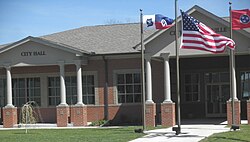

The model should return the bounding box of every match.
[201,125,250,142]
[0,127,145,142]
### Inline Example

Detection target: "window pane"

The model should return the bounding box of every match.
[134,73,141,83]
[88,96,94,104]
[83,87,87,94]
[48,78,53,86]
[19,79,25,88]
[72,96,77,104]
[87,87,94,94]
[72,87,77,95]
[19,89,25,96]
[126,85,133,93]
[87,75,94,85]
[71,76,77,86]
[220,72,229,82]
[193,93,199,101]
[241,72,250,98]
[33,98,40,106]
[49,97,54,105]
[192,74,199,83]
[117,85,125,93]
[185,85,192,93]
[192,85,199,93]
[55,77,60,86]
[212,73,219,83]
[134,85,141,93]
[126,74,132,84]
[134,94,141,102]
[56,98,60,105]
[118,95,125,103]
[185,93,191,102]
[185,74,191,84]
[126,95,133,103]
[34,78,40,87]
[83,96,88,104]
[19,98,25,106]
[65,77,71,86]
[117,74,124,84]
[82,76,87,85]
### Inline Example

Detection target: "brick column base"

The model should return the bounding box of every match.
[145,103,156,127]
[247,100,250,125]
[71,105,87,126]
[3,106,17,128]
[227,100,241,125]
[161,102,175,127]
[57,105,69,127]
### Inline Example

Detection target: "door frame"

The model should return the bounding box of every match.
[205,83,230,117]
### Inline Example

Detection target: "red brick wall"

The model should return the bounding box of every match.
[161,102,175,127]
[145,103,156,127]
[227,100,241,125]
[56,106,69,127]
[3,107,17,128]
[87,106,105,122]
[87,104,142,125]
[71,106,87,126]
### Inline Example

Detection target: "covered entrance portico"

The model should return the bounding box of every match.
[0,36,88,127]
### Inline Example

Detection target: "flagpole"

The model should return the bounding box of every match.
[175,0,181,135]
[229,2,239,130]
[140,9,146,131]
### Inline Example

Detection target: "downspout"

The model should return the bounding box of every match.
[103,56,109,121]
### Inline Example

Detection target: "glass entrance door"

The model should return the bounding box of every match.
[206,84,230,117]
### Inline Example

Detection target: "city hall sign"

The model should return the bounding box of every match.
[20,51,46,56]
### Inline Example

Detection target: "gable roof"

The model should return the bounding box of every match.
[40,23,156,55]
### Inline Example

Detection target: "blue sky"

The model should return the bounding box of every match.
[0,0,249,45]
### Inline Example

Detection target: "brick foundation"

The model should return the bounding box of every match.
[56,105,69,127]
[145,103,156,127]
[247,100,250,125]
[3,106,17,128]
[70,105,87,126]
[161,102,175,127]
[227,100,241,125]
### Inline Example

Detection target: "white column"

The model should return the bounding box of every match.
[161,53,172,103]
[145,55,154,103]
[5,66,14,107]
[75,60,84,106]
[58,61,67,106]
[232,53,238,100]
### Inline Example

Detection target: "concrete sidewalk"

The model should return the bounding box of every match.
[130,124,229,142]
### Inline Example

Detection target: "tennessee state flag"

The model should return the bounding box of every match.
[232,9,250,30]
[143,14,173,30]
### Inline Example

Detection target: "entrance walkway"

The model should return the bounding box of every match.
[130,124,229,142]
[130,119,243,142]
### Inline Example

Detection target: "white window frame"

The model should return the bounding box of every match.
[113,69,141,104]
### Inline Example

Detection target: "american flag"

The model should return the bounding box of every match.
[180,11,235,53]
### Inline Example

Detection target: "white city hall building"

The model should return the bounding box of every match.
[0,5,250,128]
